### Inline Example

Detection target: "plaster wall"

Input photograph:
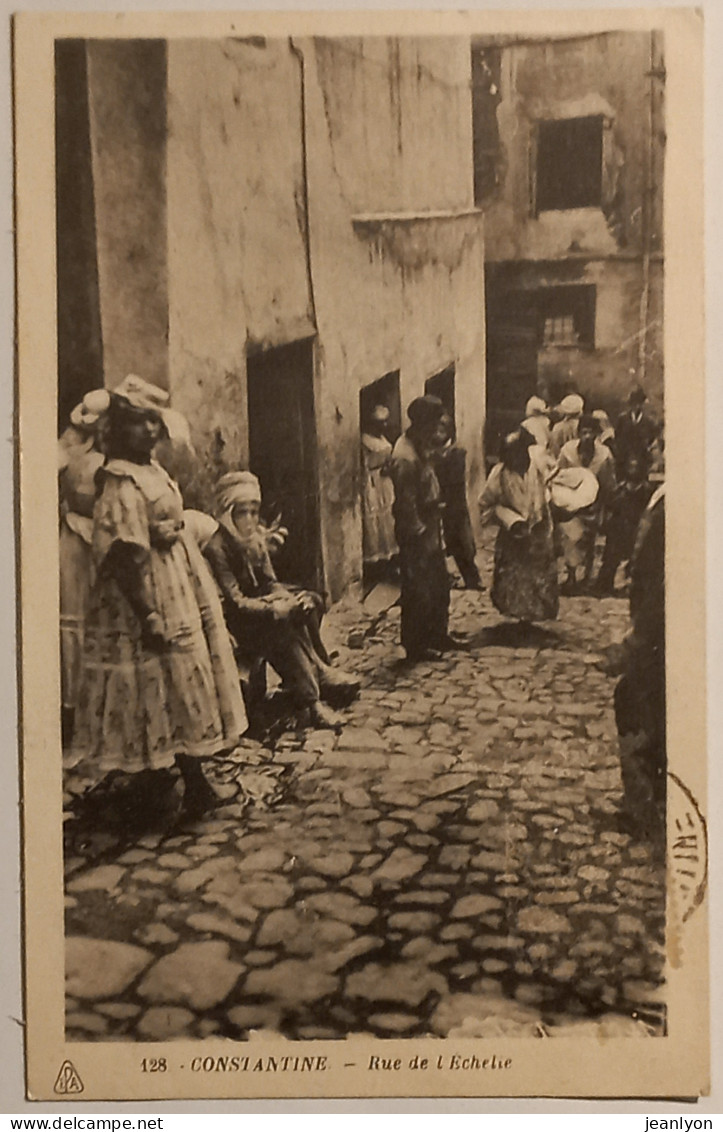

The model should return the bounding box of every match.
[478,31,665,263]
[165,37,315,498]
[86,40,169,390]
[80,35,486,597]
[300,37,486,597]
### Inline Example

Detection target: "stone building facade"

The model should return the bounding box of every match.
[56,36,487,600]
[472,31,665,454]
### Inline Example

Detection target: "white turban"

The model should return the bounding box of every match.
[558,394,584,417]
[525,396,548,418]
[216,471,262,514]
[69,388,112,430]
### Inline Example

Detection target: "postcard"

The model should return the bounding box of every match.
[14,5,708,1101]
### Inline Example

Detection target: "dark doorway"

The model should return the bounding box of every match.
[485,288,538,464]
[425,365,456,433]
[359,370,401,443]
[56,40,105,431]
[247,339,322,591]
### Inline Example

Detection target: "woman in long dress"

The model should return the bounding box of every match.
[556,413,617,592]
[479,429,559,623]
[521,395,552,451]
[361,404,398,579]
[549,393,584,458]
[58,391,110,742]
[68,383,248,824]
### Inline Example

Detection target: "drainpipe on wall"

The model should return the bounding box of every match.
[636,30,656,388]
[289,37,318,333]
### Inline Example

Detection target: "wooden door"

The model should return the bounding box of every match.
[485,293,538,462]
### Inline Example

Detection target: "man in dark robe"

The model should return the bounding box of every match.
[390,395,463,662]
[614,486,665,841]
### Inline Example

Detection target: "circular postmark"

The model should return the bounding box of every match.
[667,771,707,925]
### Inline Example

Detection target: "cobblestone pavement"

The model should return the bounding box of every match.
[64,542,666,1042]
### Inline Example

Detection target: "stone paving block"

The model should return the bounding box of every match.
[342,875,374,899]
[186,912,252,944]
[451,894,504,918]
[431,992,544,1038]
[137,941,244,1010]
[335,728,387,750]
[244,950,277,967]
[94,1002,142,1019]
[372,849,427,883]
[368,1013,420,1033]
[536,891,580,906]
[65,1011,109,1035]
[135,924,180,947]
[66,938,154,1000]
[301,891,376,926]
[320,936,384,973]
[67,865,126,893]
[388,911,440,933]
[323,750,388,769]
[228,880,293,909]
[136,1006,196,1040]
[346,963,446,1007]
[256,907,355,953]
[243,960,338,1006]
[157,853,194,870]
[517,906,572,934]
[227,1003,283,1031]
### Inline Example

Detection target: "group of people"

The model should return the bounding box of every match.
[59,374,663,837]
[361,404,481,593]
[376,385,662,664]
[59,377,359,830]
[380,386,665,839]
[516,387,661,597]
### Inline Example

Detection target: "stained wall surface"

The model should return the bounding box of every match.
[165,37,315,502]
[68,35,487,598]
[474,31,665,421]
[86,39,169,391]
[476,31,665,263]
[300,36,485,596]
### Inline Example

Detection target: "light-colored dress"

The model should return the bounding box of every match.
[557,439,617,573]
[58,431,105,713]
[479,448,559,622]
[550,418,579,459]
[68,460,247,782]
[361,432,398,564]
[522,414,551,450]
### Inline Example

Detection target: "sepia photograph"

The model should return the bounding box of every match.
[14,5,708,1103]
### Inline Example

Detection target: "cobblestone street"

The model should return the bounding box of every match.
[64,541,666,1043]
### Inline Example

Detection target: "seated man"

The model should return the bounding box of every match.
[203,471,359,730]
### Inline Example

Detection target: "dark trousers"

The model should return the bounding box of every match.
[239,620,322,707]
[598,513,645,590]
[399,543,450,658]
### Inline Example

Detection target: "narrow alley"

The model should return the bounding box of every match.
[63,546,665,1044]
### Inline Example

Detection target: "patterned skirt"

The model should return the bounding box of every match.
[491,522,559,623]
[68,531,247,782]
[363,472,398,564]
